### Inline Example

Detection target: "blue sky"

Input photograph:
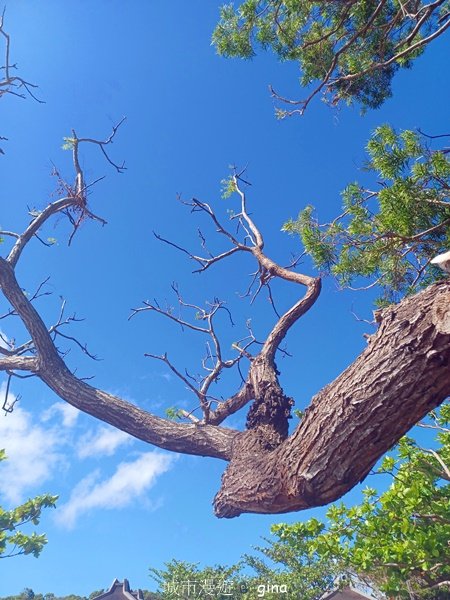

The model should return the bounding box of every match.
[1,1,449,596]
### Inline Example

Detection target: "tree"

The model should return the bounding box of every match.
[1,9,449,521]
[149,560,241,599]
[0,450,58,559]
[283,125,450,306]
[150,403,450,599]
[149,549,337,599]
[1,122,449,518]
[213,0,450,116]
[268,402,450,599]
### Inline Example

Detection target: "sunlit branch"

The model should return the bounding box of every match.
[7,198,76,268]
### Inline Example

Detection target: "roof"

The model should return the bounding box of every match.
[92,579,144,600]
[320,585,380,600]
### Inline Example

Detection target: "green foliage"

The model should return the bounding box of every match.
[283,126,450,305]
[240,536,337,599]
[0,591,159,600]
[87,592,105,600]
[0,450,58,559]
[212,1,446,112]
[62,137,76,150]
[165,406,184,420]
[271,402,450,598]
[149,546,337,599]
[149,559,242,599]
[220,175,237,199]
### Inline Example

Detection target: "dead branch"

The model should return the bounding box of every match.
[137,173,321,427]
[0,8,43,153]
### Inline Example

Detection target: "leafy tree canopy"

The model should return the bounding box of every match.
[271,402,450,598]
[282,125,450,306]
[149,544,338,598]
[0,589,158,600]
[0,449,58,560]
[213,0,450,115]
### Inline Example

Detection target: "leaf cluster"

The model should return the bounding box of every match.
[0,450,58,559]
[212,0,446,111]
[271,403,450,598]
[283,126,450,305]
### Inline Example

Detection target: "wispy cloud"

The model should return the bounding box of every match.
[77,425,133,459]
[42,401,80,428]
[55,452,174,528]
[0,387,63,504]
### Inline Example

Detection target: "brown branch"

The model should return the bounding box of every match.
[0,256,238,460]
[136,178,322,428]
[75,117,127,173]
[214,281,450,517]
[7,197,77,268]
[0,355,38,371]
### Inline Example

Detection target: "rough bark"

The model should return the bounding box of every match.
[2,248,449,516]
[214,280,450,516]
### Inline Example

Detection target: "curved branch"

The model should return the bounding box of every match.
[7,198,77,268]
[0,257,237,460]
[214,281,450,517]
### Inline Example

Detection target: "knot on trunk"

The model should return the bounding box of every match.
[246,383,293,450]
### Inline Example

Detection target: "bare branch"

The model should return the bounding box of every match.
[76,116,127,173]
[1,371,21,413]
[0,8,43,153]
[145,352,204,401]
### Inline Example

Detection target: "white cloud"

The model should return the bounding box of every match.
[0,385,62,504]
[55,452,174,528]
[77,425,133,459]
[42,401,80,428]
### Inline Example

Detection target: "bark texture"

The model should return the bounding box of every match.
[214,281,450,516]
[1,239,450,517]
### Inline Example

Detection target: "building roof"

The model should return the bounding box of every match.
[320,585,380,600]
[92,579,144,600]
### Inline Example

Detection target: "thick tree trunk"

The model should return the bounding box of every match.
[214,281,450,517]
[1,252,450,518]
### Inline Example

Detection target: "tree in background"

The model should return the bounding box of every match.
[148,551,338,599]
[283,125,450,305]
[0,590,158,600]
[0,450,57,560]
[213,0,450,116]
[269,402,450,598]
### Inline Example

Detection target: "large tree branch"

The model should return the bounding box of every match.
[2,130,450,519]
[214,280,450,517]
[0,257,238,460]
